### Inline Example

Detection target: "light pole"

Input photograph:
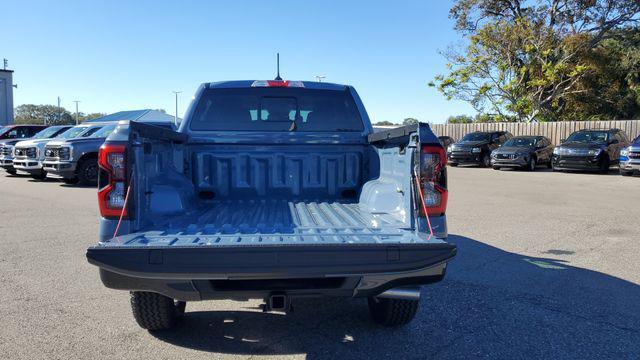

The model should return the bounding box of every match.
[73,100,81,124]
[314,75,326,83]
[172,91,182,126]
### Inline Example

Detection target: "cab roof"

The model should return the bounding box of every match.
[206,80,348,91]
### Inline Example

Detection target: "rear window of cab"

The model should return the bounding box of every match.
[190,88,364,132]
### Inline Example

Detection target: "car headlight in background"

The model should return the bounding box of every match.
[553,147,560,155]
[586,148,602,156]
[59,147,71,160]
[447,146,453,153]
[26,147,37,159]
[621,147,630,157]
[472,147,481,153]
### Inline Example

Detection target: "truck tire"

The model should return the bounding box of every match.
[449,163,458,167]
[62,177,79,185]
[6,169,17,175]
[130,291,186,331]
[482,154,491,168]
[620,170,634,176]
[598,155,610,174]
[367,297,419,326]
[77,157,99,185]
[31,172,47,180]
[526,157,536,172]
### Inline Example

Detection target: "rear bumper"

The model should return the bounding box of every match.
[87,242,456,301]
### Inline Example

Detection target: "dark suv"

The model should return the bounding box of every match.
[448,131,513,167]
[552,129,630,173]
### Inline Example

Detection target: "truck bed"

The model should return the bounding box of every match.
[104,199,426,247]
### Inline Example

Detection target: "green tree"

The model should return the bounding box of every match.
[79,112,106,122]
[374,120,396,126]
[446,115,474,124]
[403,117,419,125]
[14,104,75,125]
[431,0,640,122]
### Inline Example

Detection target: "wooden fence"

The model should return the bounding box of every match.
[429,120,640,145]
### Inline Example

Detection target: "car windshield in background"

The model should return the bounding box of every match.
[32,126,65,139]
[460,132,490,142]
[57,126,93,139]
[566,131,608,143]
[503,137,536,147]
[190,88,364,132]
[88,124,116,138]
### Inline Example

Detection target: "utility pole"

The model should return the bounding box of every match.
[73,100,81,124]
[54,96,62,126]
[314,75,326,83]
[172,91,182,127]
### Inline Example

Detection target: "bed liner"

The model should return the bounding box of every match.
[103,199,434,247]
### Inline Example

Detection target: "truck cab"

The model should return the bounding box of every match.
[86,80,456,329]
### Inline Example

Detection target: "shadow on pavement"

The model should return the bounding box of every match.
[151,235,640,359]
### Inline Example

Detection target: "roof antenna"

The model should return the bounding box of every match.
[274,53,282,81]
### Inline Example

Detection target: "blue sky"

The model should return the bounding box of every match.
[1,0,474,124]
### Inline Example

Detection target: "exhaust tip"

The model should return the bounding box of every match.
[377,287,421,301]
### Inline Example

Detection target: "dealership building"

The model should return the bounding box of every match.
[0,68,14,125]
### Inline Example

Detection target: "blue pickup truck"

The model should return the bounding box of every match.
[86,80,456,330]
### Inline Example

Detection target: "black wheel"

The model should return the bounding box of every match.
[6,169,17,175]
[76,157,99,185]
[547,159,553,169]
[367,297,419,326]
[482,154,491,168]
[492,165,500,170]
[130,291,186,331]
[526,157,536,172]
[598,155,610,174]
[62,177,79,185]
[31,172,47,180]
[449,162,458,167]
[620,170,634,177]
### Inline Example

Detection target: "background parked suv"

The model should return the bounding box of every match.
[552,129,630,173]
[491,135,554,171]
[448,131,513,167]
[619,135,640,176]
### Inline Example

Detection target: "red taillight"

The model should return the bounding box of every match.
[418,145,448,216]
[98,143,128,218]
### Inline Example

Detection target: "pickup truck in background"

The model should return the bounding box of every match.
[86,80,456,330]
[11,125,74,179]
[43,122,175,185]
[0,125,50,175]
[43,123,116,185]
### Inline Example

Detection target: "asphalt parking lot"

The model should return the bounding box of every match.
[0,167,638,359]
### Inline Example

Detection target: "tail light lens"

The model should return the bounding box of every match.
[98,143,128,218]
[418,145,448,216]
